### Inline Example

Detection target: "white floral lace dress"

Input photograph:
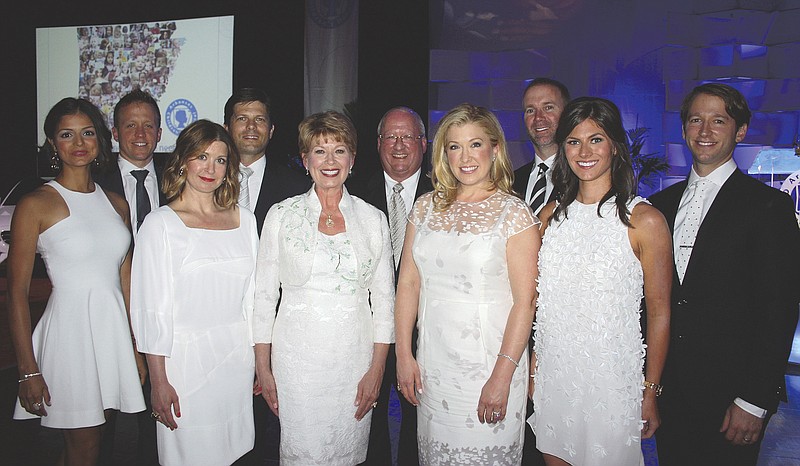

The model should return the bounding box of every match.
[532,197,647,466]
[273,233,374,465]
[410,191,538,465]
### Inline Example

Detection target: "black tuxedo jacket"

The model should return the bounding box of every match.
[513,160,558,206]
[93,155,168,207]
[650,169,800,416]
[251,156,311,236]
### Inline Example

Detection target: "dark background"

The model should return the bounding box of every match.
[0,0,429,197]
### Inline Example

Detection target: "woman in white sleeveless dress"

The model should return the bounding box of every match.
[131,120,258,466]
[253,111,394,465]
[395,104,541,465]
[8,98,145,464]
[530,97,672,466]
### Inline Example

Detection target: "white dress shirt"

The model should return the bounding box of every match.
[118,156,160,234]
[241,155,266,210]
[673,158,766,419]
[383,169,421,213]
[523,153,556,205]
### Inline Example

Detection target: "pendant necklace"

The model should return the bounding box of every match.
[325,213,334,228]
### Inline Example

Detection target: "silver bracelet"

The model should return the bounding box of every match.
[497,353,519,368]
[18,372,42,383]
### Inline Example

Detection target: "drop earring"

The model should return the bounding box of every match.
[50,149,61,171]
[179,167,185,176]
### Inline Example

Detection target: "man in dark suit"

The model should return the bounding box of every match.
[514,78,571,466]
[224,88,310,466]
[512,78,570,217]
[350,107,432,465]
[650,83,800,466]
[224,88,311,235]
[95,89,167,233]
[94,88,165,465]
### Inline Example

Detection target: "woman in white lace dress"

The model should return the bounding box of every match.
[530,97,672,466]
[395,103,541,465]
[253,111,395,465]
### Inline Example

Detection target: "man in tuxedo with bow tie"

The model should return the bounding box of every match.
[350,106,432,465]
[650,83,800,466]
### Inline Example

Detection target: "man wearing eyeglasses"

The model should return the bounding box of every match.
[352,106,432,465]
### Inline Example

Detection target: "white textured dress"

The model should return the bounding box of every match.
[532,197,647,466]
[410,191,537,465]
[131,207,257,466]
[13,180,145,427]
[253,188,395,466]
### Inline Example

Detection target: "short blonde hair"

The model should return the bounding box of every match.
[298,111,357,156]
[162,119,240,208]
[430,103,514,211]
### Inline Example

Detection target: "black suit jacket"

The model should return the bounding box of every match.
[93,155,169,207]
[251,156,312,236]
[650,169,800,416]
[513,160,558,206]
[352,169,433,236]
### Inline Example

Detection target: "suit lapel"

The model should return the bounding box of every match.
[682,171,742,285]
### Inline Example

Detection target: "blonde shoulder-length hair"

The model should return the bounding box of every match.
[162,119,241,208]
[430,103,514,211]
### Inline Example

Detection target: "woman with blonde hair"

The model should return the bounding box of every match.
[131,119,258,465]
[395,103,541,464]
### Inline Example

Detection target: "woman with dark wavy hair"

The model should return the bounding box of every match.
[530,97,672,465]
[9,97,145,464]
[131,119,258,465]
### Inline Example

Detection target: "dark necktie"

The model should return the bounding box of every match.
[529,163,549,216]
[131,169,151,230]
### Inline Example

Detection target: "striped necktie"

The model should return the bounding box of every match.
[529,163,548,216]
[239,166,254,211]
[389,182,406,268]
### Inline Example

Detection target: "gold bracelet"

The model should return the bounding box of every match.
[643,380,663,397]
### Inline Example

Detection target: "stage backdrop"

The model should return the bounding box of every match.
[36,15,234,153]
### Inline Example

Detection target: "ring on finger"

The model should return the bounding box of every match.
[744,437,752,443]
[32,402,42,410]
[396,384,402,392]
[151,411,161,420]
[372,401,378,408]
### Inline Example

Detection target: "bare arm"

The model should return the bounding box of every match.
[629,203,672,438]
[477,223,540,424]
[7,189,64,416]
[147,354,180,429]
[395,221,422,406]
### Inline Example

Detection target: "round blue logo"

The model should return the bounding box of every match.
[165,99,199,136]
[308,0,355,29]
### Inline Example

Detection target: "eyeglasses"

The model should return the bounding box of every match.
[379,134,424,145]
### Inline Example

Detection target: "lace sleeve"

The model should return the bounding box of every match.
[253,204,283,344]
[502,195,540,239]
[408,192,434,228]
